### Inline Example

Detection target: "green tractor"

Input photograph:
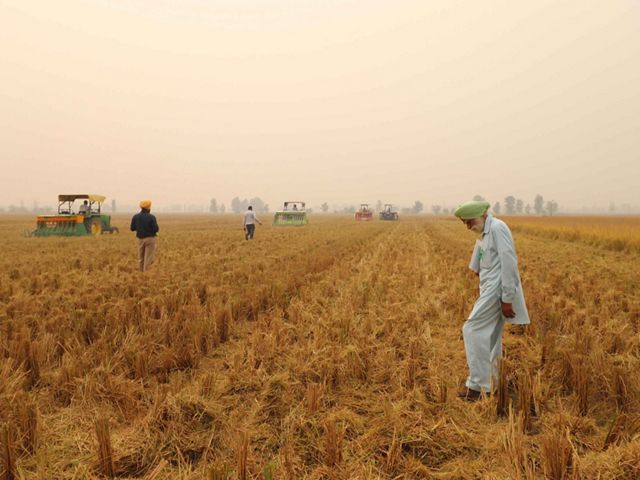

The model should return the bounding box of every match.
[29,194,119,237]
[273,201,308,226]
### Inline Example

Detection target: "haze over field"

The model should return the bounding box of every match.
[1,0,639,211]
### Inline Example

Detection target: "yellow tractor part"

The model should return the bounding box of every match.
[90,219,103,236]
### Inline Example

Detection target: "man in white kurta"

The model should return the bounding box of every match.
[454,201,529,401]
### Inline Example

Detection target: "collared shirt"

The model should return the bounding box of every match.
[478,214,520,303]
[243,210,258,226]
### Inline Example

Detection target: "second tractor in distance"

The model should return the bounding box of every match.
[355,204,373,221]
[379,204,399,221]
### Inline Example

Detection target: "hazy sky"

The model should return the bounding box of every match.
[1,0,639,210]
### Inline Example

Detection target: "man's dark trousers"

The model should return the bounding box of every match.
[245,224,255,240]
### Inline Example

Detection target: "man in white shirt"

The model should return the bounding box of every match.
[243,206,262,240]
[454,200,529,401]
[78,200,89,215]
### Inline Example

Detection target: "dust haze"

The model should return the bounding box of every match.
[1,0,639,213]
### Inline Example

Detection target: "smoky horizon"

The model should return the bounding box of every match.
[1,1,639,213]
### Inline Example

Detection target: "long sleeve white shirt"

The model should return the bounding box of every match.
[471,213,529,325]
[479,214,520,303]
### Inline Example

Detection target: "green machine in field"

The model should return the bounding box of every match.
[29,194,119,237]
[273,201,308,226]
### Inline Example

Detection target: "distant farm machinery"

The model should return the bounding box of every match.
[379,204,399,221]
[355,204,373,221]
[26,194,119,237]
[273,201,308,226]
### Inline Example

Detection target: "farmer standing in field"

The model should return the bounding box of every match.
[130,200,159,272]
[454,200,529,401]
[243,205,262,240]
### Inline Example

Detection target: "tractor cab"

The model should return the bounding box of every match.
[31,194,119,237]
[355,204,373,221]
[273,201,308,226]
[379,203,399,221]
[57,194,103,215]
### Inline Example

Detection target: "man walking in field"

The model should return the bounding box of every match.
[454,200,529,401]
[243,205,262,240]
[130,200,159,272]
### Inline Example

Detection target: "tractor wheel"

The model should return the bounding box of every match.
[90,219,103,236]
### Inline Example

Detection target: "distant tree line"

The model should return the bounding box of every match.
[319,200,425,215]
[429,194,559,217]
[217,197,269,214]
[401,201,423,215]
[495,194,558,216]
[210,198,225,213]
[2,195,635,216]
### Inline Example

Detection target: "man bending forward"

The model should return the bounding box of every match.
[454,200,529,401]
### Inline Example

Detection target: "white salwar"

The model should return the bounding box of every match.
[463,214,529,393]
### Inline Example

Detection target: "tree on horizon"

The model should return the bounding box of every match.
[534,194,544,215]
[545,200,559,216]
[504,196,516,215]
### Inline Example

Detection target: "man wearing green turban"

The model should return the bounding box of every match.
[454,200,529,401]
[454,200,491,221]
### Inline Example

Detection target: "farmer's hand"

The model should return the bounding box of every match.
[501,302,516,318]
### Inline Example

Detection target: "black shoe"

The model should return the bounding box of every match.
[457,387,489,402]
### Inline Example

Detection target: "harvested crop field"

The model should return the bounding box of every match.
[1,214,639,479]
